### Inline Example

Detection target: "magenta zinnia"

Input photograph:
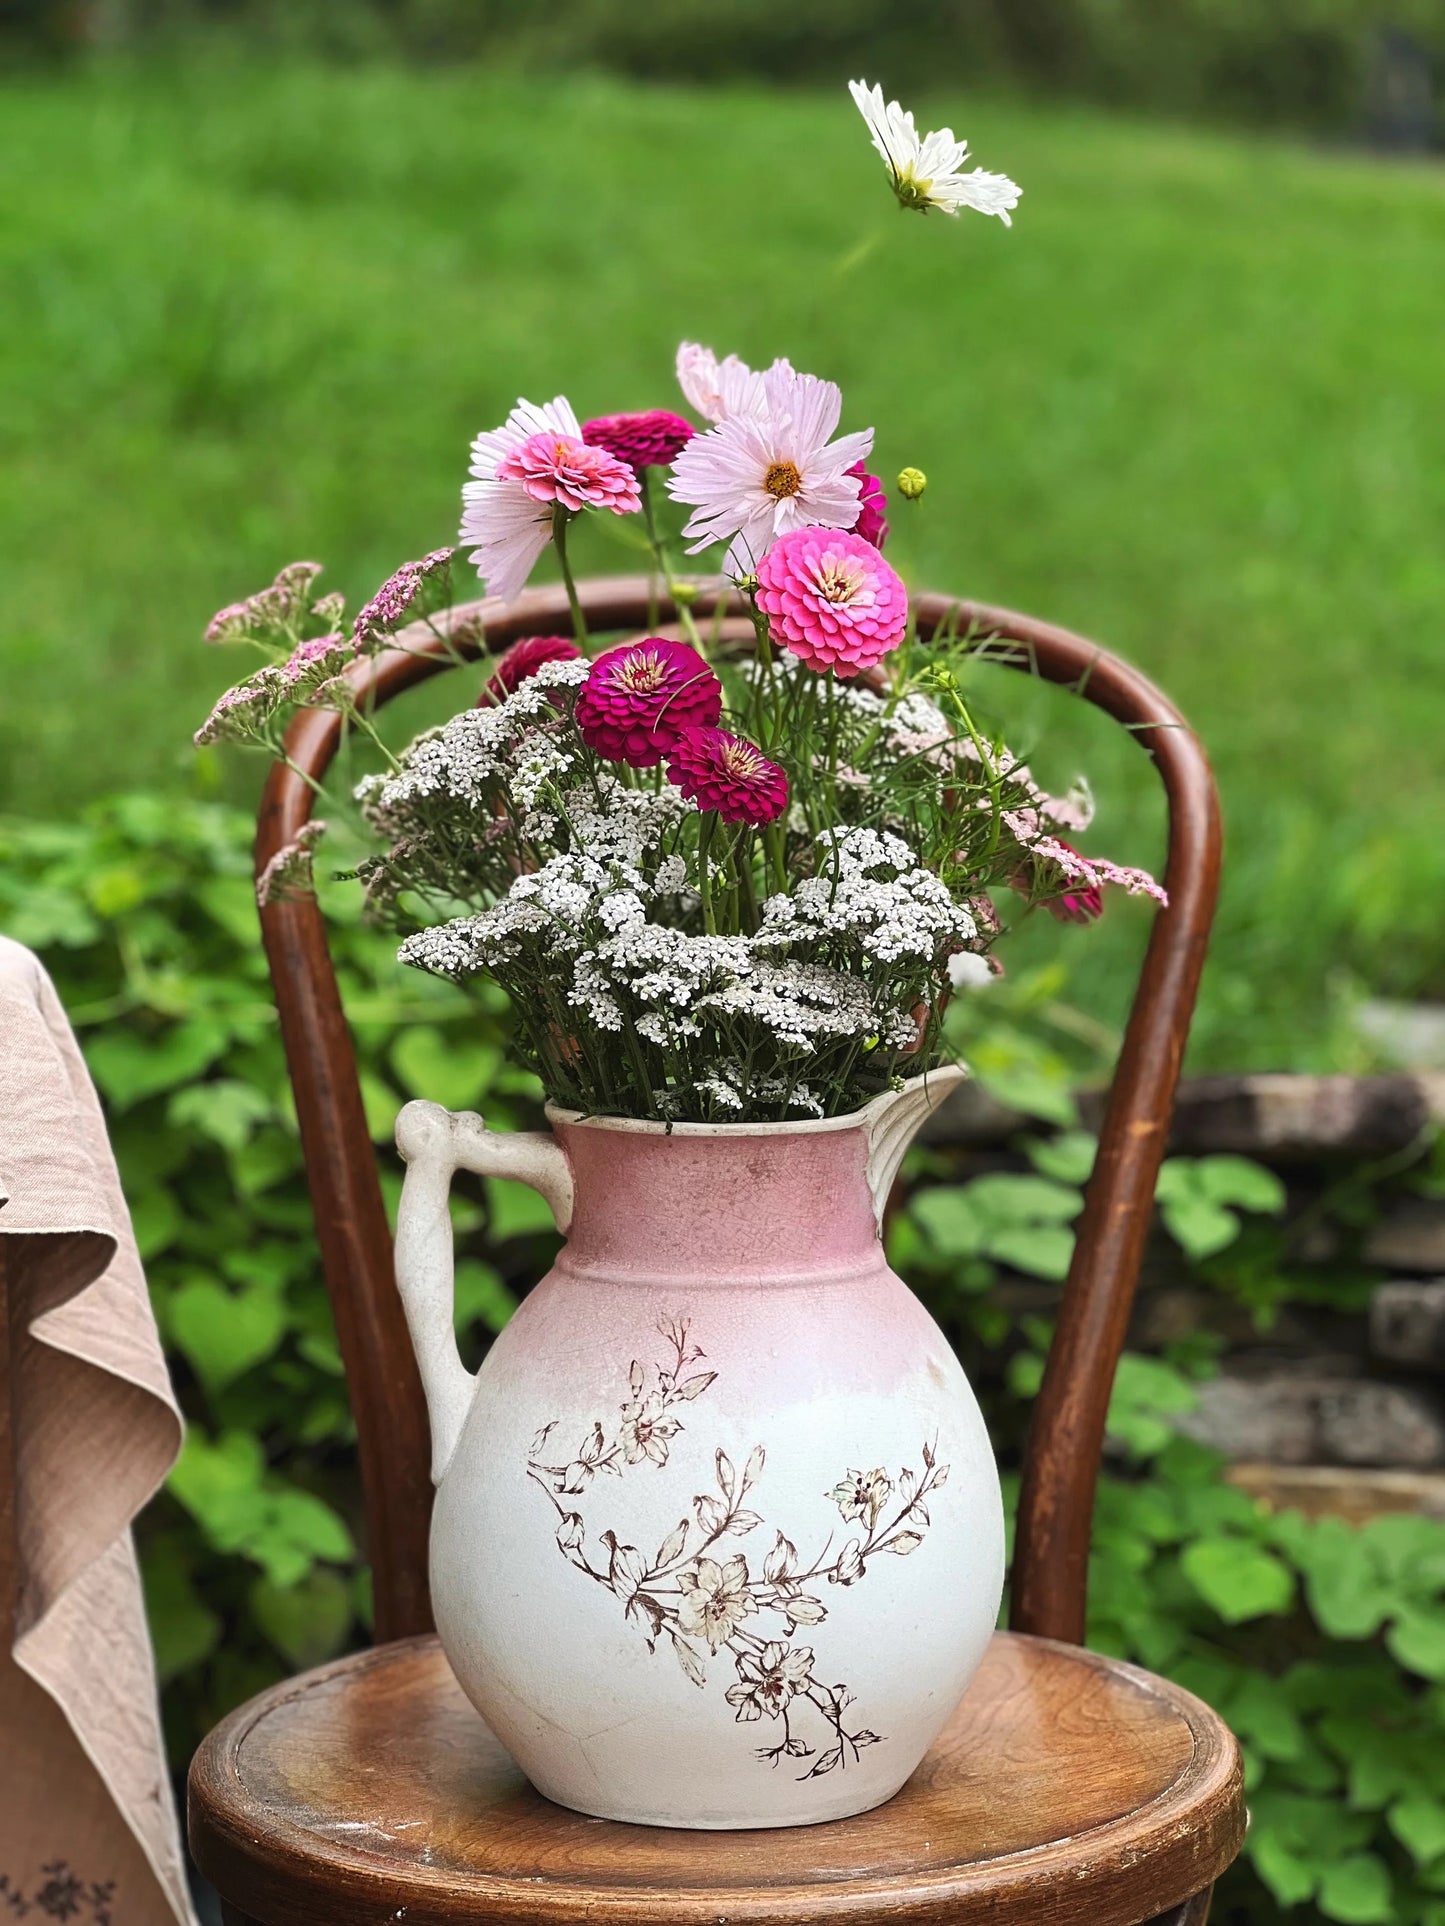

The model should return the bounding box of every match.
[666,727,789,826]
[754,526,908,677]
[848,462,890,549]
[479,634,582,705]
[574,638,723,767]
[582,411,695,473]
[495,430,642,514]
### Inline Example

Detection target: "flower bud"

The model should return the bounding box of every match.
[896,466,927,501]
[733,573,760,597]
[668,580,700,607]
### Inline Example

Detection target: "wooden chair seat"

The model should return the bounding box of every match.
[188,1630,1243,1926]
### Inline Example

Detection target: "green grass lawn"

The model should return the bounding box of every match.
[2,56,1442,1069]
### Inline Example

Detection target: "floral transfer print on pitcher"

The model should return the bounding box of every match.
[527,1316,950,1781]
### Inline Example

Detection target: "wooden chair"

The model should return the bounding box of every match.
[188,578,1241,1926]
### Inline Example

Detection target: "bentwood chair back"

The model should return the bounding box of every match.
[189,578,1237,1926]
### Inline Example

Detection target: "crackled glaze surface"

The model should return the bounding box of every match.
[396,1075,1005,1829]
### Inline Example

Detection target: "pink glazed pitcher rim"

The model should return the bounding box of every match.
[543,1063,967,1140]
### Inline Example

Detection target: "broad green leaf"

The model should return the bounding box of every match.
[391,1026,502,1112]
[169,1279,286,1392]
[454,1259,519,1334]
[1361,1514,1445,1599]
[1193,1154,1287,1215]
[267,1489,354,1566]
[1228,1672,1307,1762]
[1180,1534,1296,1622]
[485,1175,562,1240]
[1025,1131,1097,1185]
[359,1072,401,1144]
[86,1018,229,1109]
[1250,1830,1317,1907]
[1317,1853,1395,1924]
[1388,1608,1445,1681]
[965,1174,1084,1226]
[1159,1191,1240,1260]
[129,1185,182,1260]
[249,1569,354,1670]
[140,1539,222,1685]
[909,1187,986,1258]
[168,1078,274,1152]
[1390,1795,1445,1866]
[970,1059,1078,1127]
[986,1224,1075,1280]
[1301,1517,1393,1640]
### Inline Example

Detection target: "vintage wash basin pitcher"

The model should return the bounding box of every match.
[393,1065,1004,1830]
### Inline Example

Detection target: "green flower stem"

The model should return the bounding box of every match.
[552,505,589,648]
[698,810,718,935]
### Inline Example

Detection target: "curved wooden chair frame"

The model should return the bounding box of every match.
[255,575,1222,1649]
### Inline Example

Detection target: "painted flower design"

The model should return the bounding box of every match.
[754,526,909,678]
[665,727,789,827]
[677,1554,756,1652]
[829,1467,892,1525]
[849,79,1021,224]
[619,1393,682,1466]
[574,638,723,767]
[667,362,873,577]
[526,1318,950,1784]
[726,1642,815,1722]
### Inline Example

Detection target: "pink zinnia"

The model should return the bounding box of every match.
[849,462,890,548]
[479,634,582,705]
[582,411,695,473]
[574,638,722,768]
[755,527,908,678]
[495,430,641,515]
[666,727,789,826]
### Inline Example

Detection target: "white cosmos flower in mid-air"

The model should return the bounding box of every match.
[848,79,1020,225]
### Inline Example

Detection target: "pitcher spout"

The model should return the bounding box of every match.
[861,1063,969,1228]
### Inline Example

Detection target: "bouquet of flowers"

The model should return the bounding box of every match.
[195,82,1164,1125]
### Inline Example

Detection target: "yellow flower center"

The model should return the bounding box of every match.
[721,739,765,779]
[764,460,803,500]
[814,558,866,605]
[618,651,666,693]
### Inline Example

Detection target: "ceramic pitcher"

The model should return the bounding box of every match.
[393,1065,1004,1830]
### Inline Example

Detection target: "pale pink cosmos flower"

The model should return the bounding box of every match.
[675,342,790,424]
[459,396,640,605]
[667,363,874,577]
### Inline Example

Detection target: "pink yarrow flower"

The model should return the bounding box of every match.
[755,526,908,678]
[582,411,694,472]
[353,549,454,652]
[574,638,723,768]
[668,363,873,576]
[849,462,890,548]
[478,634,582,705]
[1030,837,1168,921]
[460,397,640,606]
[666,727,789,827]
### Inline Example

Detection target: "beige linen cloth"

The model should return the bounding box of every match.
[0,935,194,1926]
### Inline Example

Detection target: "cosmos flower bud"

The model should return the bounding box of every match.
[897,467,927,501]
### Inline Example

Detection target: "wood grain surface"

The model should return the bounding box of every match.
[189,1630,1243,1926]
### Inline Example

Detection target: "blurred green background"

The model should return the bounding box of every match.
[2,4,1442,1070]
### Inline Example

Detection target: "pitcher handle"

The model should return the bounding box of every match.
[394,1100,574,1484]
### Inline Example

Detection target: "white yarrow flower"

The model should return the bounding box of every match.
[667,361,873,577]
[848,79,1020,225]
